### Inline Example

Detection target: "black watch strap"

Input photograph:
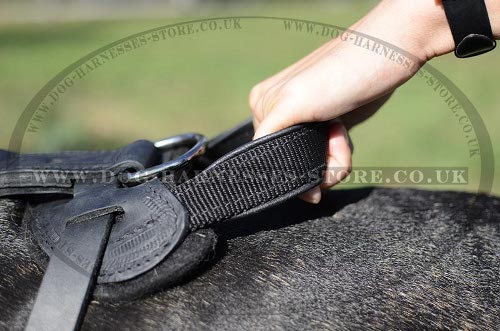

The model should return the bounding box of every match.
[442,0,496,58]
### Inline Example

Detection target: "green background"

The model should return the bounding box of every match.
[1,2,499,194]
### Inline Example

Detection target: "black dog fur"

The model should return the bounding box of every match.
[1,188,500,330]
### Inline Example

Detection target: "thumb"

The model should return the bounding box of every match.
[253,94,305,140]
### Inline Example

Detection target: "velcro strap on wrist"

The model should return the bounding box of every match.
[442,0,496,58]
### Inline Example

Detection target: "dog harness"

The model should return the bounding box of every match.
[0,120,328,331]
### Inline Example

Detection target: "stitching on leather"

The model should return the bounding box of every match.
[113,219,156,244]
[99,182,180,279]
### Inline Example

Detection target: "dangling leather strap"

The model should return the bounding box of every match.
[25,215,114,331]
[442,0,496,58]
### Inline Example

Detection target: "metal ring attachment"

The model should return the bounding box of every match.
[120,133,207,186]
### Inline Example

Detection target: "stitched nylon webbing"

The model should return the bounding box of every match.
[172,123,328,230]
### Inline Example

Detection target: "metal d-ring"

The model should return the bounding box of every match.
[120,133,207,186]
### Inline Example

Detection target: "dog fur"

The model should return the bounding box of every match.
[1,188,499,330]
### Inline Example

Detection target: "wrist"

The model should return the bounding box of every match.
[414,0,500,59]
[486,0,500,39]
[353,0,498,63]
[356,0,455,62]
[405,0,455,60]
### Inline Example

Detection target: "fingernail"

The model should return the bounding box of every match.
[301,187,321,204]
[340,123,348,141]
[337,123,353,153]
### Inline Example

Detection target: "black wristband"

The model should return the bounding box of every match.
[442,0,496,58]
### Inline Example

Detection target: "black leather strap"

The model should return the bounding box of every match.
[25,215,114,331]
[0,140,158,197]
[442,0,496,58]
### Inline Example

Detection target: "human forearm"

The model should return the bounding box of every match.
[365,0,500,61]
[249,0,500,203]
[487,0,500,38]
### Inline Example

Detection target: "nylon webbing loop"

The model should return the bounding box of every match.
[172,123,328,230]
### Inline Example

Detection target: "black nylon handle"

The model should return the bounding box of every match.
[171,122,329,230]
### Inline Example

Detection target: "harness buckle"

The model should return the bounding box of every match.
[120,133,207,186]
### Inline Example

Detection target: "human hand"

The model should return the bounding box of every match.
[249,0,462,203]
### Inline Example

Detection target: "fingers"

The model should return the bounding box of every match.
[249,39,345,133]
[300,186,322,204]
[321,121,352,189]
[300,121,352,204]
[249,38,340,118]
[252,89,304,139]
[249,20,371,129]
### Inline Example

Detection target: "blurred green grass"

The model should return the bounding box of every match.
[1,2,499,194]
